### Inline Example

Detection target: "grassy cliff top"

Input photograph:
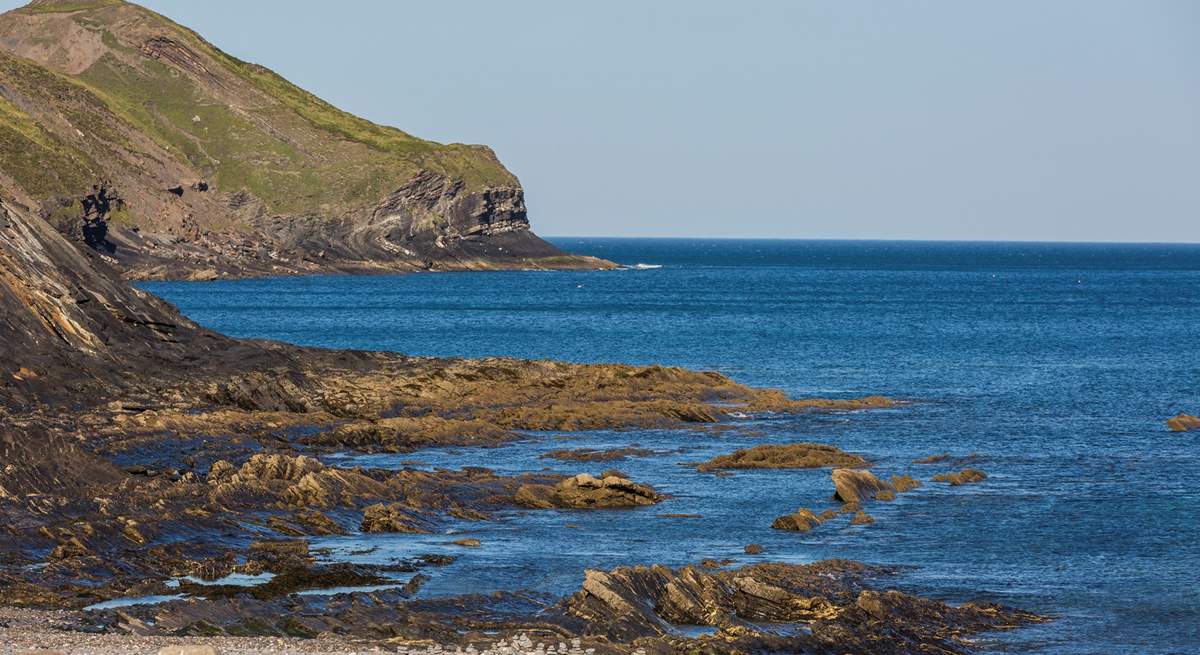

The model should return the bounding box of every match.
[0,0,517,215]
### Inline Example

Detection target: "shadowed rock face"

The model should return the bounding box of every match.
[0,0,610,279]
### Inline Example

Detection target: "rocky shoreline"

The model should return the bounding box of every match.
[0,185,1051,653]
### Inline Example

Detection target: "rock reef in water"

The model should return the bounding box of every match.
[832,468,894,504]
[540,447,656,462]
[932,468,988,486]
[695,442,868,472]
[772,507,836,532]
[1167,413,1200,432]
[515,473,661,509]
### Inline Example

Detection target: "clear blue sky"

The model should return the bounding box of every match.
[9,1,1200,241]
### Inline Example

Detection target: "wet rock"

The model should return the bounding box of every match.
[932,468,988,485]
[744,543,764,554]
[515,473,660,509]
[248,540,310,566]
[267,508,347,536]
[851,511,875,525]
[913,453,950,465]
[1168,413,1200,432]
[696,442,868,472]
[452,538,481,548]
[361,503,428,533]
[307,416,516,453]
[560,559,1044,650]
[890,474,922,492]
[832,468,893,503]
[743,392,898,413]
[771,508,825,532]
[540,446,655,462]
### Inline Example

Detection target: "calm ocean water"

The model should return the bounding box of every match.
[140,239,1200,654]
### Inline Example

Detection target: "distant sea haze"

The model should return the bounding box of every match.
[141,238,1200,654]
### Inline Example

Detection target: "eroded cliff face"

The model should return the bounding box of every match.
[0,195,191,406]
[0,0,609,279]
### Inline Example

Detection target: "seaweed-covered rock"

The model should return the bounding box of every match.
[1167,413,1200,432]
[772,508,827,532]
[696,443,868,472]
[932,468,988,486]
[514,473,660,509]
[360,503,428,534]
[832,468,893,503]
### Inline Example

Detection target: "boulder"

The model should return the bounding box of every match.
[771,508,825,532]
[831,468,893,503]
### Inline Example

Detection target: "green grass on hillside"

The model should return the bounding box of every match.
[19,0,123,14]
[1,0,518,219]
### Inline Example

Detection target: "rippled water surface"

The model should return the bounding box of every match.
[140,239,1200,654]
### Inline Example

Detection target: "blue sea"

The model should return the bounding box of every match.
[140,239,1200,654]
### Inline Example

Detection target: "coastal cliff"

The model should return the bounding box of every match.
[0,0,608,279]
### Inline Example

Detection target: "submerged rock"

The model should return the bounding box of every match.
[932,468,988,486]
[696,442,868,472]
[540,446,655,462]
[890,474,923,492]
[1168,413,1200,432]
[514,473,660,509]
[851,511,875,525]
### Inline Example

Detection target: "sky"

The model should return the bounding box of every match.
[7,1,1200,241]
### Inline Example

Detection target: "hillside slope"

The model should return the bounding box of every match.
[0,0,606,279]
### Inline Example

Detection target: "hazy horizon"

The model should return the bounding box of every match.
[5,1,1198,243]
